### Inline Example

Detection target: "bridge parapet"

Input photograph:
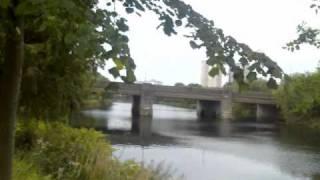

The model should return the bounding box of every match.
[111,82,275,104]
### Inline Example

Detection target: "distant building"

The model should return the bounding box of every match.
[200,60,223,88]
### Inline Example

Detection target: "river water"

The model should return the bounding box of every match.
[73,102,320,180]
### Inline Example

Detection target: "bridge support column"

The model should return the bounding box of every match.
[131,84,154,118]
[219,91,233,120]
[220,99,233,120]
[256,104,279,121]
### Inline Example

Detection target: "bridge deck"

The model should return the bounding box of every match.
[112,83,276,105]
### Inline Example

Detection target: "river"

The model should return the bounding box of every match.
[73,102,320,180]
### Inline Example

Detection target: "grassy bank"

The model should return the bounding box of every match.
[13,121,155,180]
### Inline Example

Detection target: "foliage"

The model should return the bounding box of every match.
[144,161,183,180]
[108,0,284,88]
[232,103,256,120]
[15,121,155,180]
[286,0,320,50]
[174,82,185,87]
[224,79,271,120]
[224,79,271,92]
[1,0,136,120]
[81,74,112,110]
[13,158,52,180]
[187,83,202,88]
[274,70,320,127]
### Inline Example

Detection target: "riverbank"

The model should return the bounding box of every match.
[13,120,160,180]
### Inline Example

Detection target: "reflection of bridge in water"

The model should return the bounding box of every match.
[110,82,279,122]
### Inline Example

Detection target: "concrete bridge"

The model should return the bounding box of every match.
[109,82,279,121]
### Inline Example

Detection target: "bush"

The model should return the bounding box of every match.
[15,121,153,180]
[13,158,52,180]
[274,70,320,127]
[232,103,256,120]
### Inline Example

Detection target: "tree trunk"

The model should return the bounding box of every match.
[0,8,24,180]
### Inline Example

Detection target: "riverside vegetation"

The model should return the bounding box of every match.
[274,67,320,129]
[13,120,157,180]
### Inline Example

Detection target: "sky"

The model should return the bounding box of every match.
[100,0,320,85]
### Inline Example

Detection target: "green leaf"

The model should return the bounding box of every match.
[267,78,278,89]
[0,0,10,8]
[133,0,145,11]
[126,69,136,83]
[189,41,199,49]
[247,72,257,82]
[238,82,249,92]
[175,20,182,26]
[113,59,124,70]
[209,67,220,77]
[269,68,283,78]
[125,7,134,14]
[239,57,248,66]
[116,18,129,32]
[64,33,75,44]
[206,58,218,66]
[109,67,120,78]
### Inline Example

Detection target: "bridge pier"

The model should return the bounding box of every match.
[131,84,154,118]
[220,99,233,120]
[256,104,279,121]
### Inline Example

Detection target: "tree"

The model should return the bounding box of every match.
[174,82,185,87]
[0,0,134,178]
[188,83,202,88]
[0,0,284,179]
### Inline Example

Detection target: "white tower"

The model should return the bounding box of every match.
[200,60,223,88]
[200,60,209,87]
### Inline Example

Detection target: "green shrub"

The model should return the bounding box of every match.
[15,121,153,180]
[232,103,256,120]
[13,158,51,180]
[274,70,320,127]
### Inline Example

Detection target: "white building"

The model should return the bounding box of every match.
[200,60,223,88]
[201,60,250,88]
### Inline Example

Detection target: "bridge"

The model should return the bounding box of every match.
[109,82,279,121]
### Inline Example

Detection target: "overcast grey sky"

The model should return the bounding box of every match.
[100,0,320,85]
